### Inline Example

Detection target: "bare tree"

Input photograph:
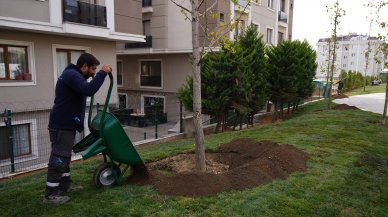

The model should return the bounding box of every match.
[367,0,388,124]
[364,18,373,92]
[326,0,345,109]
[170,0,253,171]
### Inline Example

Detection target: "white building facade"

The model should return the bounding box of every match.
[316,33,384,80]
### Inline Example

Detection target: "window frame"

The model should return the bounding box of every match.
[139,59,163,89]
[266,27,274,44]
[52,44,91,87]
[0,39,36,87]
[267,0,274,10]
[0,119,38,166]
[118,93,128,109]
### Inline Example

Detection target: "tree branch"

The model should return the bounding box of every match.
[170,0,192,15]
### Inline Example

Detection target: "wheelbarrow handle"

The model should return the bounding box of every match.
[99,73,114,134]
[87,72,114,133]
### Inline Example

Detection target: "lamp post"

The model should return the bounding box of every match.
[150,98,158,139]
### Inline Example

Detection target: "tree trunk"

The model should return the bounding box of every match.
[383,82,388,124]
[191,0,206,172]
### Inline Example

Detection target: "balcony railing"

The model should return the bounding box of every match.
[278,11,288,23]
[142,0,152,7]
[63,0,107,27]
[125,36,152,49]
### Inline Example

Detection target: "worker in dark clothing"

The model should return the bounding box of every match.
[44,53,112,205]
[337,79,344,95]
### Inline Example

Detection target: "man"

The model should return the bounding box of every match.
[337,79,344,95]
[44,53,112,204]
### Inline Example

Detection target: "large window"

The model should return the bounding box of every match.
[0,123,31,160]
[140,60,162,88]
[0,45,30,81]
[142,95,165,116]
[55,49,84,79]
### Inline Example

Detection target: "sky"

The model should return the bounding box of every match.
[292,0,386,49]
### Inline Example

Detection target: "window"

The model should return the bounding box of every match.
[0,40,35,85]
[266,28,273,44]
[267,0,273,9]
[52,44,90,85]
[278,32,284,43]
[118,93,127,109]
[55,49,84,79]
[140,60,162,88]
[143,20,151,36]
[252,23,259,31]
[220,13,224,22]
[280,0,286,12]
[117,60,123,87]
[142,95,165,116]
[0,123,31,160]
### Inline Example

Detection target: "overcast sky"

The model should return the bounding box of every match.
[292,0,386,48]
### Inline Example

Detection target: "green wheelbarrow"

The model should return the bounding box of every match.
[73,73,147,187]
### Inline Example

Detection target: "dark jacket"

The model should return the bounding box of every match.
[49,64,107,132]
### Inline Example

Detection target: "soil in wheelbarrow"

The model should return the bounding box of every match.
[128,138,308,197]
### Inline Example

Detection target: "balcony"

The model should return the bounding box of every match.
[125,36,152,48]
[234,0,250,12]
[63,0,107,27]
[142,0,153,13]
[278,11,288,23]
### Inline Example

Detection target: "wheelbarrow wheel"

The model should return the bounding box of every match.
[93,163,121,187]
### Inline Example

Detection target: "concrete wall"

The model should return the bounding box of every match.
[167,0,192,50]
[117,53,191,93]
[251,3,276,39]
[114,0,143,35]
[0,0,50,22]
[0,30,118,111]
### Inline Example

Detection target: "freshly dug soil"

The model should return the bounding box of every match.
[333,94,348,99]
[128,139,309,197]
[333,104,358,110]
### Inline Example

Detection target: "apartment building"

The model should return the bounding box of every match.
[116,0,294,123]
[316,33,384,79]
[0,0,144,176]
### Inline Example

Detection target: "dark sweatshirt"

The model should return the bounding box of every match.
[49,64,107,132]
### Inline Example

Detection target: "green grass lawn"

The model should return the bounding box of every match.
[1,100,387,217]
[345,83,387,96]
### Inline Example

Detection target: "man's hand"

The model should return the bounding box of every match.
[101,64,112,74]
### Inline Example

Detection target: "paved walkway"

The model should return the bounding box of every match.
[333,93,386,114]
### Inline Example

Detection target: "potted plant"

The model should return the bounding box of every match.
[23,72,31,80]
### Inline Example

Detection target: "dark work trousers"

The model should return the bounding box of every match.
[45,129,76,197]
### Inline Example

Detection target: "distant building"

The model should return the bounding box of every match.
[315,33,385,79]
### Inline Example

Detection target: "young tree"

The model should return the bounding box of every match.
[171,0,254,171]
[364,17,373,92]
[326,0,345,109]
[368,0,388,124]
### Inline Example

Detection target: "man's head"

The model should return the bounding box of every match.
[76,53,100,79]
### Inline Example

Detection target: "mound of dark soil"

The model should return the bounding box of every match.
[128,139,308,197]
[333,94,349,99]
[333,104,358,110]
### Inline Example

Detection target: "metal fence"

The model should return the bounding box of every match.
[0,94,189,178]
[0,86,324,178]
